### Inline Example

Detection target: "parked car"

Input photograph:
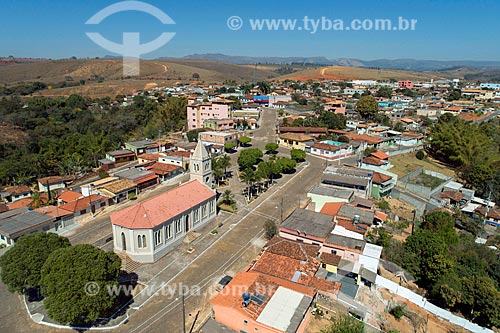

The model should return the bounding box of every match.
[216,275,232,291]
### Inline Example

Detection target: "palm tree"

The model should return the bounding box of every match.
[219,154,231,178]
[221,190,235,206]
[240,168,256,200]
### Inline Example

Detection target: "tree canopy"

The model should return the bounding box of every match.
[0,232,71,293]
[355,95,379,119]
[264,142,279,153]
[40,244,122,325]
[290,148,306,162]
[237,148,263,169]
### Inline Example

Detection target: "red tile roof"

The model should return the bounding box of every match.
[3,185,31,196]
[312,142,341,151]
[8,198,34,210]
[319,252,342,266]
[372,171,392,184]
[137,153,161,161]
[149,162,182,175]
[329,130,383,145]
[166,151,191,158]
[38,176,64,185]
[439,190,464,202]
[320,202,345,217]
[110,180,215,229]
[362,156,385,166]
[35,205,73,217]
[59,194,108,213]
[370,151,389,160]
[57,190,82,203]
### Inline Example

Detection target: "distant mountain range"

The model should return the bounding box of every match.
[159,53,500,72]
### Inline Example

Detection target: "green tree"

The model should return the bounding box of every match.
[40,244,121,325]
[220,189,235,206]
[186,128,206,142]
[290,148,306,162]
[376,86,393,98]
[355,95,379,119]
[240,168,256,200]
[238,136,252,146]
[237,148,263,169]
[461,276,500,327]
[322,314,365,333]
[276,157,296,173]
[263,220,277,240]
[224,141,237,152]
[265,142,279,154]
[416,150,425,160]
[0,233,70,293]
[421,211,459,244]
[256,81,271,95]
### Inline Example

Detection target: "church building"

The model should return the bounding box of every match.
[110,141,216,263]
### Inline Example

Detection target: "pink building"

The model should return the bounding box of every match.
[398,80,414,89]
[187,100,233,129]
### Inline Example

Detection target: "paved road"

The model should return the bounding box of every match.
[0,108,327,333]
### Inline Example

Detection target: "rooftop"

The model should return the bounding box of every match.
[337,204,375,225]
[98,179,137,195]
[308,186,354,200]
[0,209,55,237]
[319,202,345,217]
[325,234,366,252]
[110,180,215,229]
[256,286,313,333]
[280,208,334,239]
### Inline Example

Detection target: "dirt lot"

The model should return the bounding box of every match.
[357,286,471,333]
[389,152,455,178]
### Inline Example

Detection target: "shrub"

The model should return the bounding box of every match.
[389,305,406,320]
[416,150,425,160]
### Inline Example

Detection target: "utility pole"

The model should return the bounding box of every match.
[182,292,186,333]
[479,189,492,239]
[280,197,284,223]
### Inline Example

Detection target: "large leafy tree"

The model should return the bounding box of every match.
[355,95,379,119]
[290,148,306,162]
[276,157,296,173]
[0,233,70,293]
[264,142,278,154]
[40,244,122,325]
[237,148,263,170]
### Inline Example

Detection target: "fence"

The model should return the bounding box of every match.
[375,275,494,333]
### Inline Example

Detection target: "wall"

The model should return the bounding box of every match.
[375,275,493,333]
[390,187,426,218]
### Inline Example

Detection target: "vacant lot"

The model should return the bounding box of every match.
[389,152,455,178]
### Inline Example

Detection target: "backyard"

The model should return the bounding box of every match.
[389,152,455,178]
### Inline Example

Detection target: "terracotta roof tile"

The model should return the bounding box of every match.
[320,202,345,217]
[370,151,389,160]
[57,190,82,203]
[110,180,215,229]
[372,171,392,184]
[362,156,385,166]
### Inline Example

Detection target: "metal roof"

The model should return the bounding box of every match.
[0,210,55,237]
[308,186,354,200]
[281,209,334,239]
[256,286,312,333]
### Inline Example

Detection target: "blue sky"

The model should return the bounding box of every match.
[1,0,498,60]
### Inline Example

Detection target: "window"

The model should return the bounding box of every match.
[331,249,337,255]
[243,320,248,325]
[194,209,199,221]
[209,200,215,213]
[137,235,142,248]
[166,224,172,240]
[142,235,146,248]
[154,230,162,246]
[176,219,182,234]
[202,205,207,217]
[80,209,86,215]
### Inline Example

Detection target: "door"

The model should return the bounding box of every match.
[121,232,127,251]
[185,215,190,232]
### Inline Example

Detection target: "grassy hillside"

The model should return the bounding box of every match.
[0,58,281,97]
[277,65,449,81]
